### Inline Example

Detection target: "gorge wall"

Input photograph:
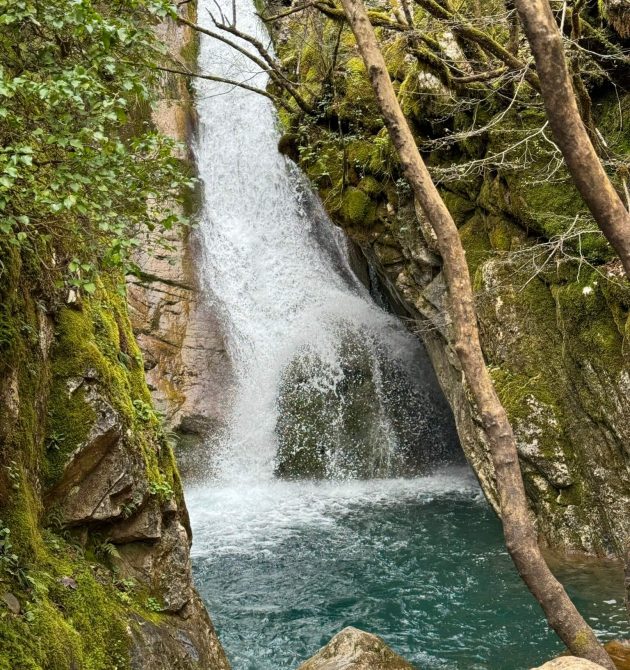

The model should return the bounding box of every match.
[126,12,233,475]
[0,251,229,669]
[265,0,630,557]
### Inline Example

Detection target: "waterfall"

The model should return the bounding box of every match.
[193,0,458,482]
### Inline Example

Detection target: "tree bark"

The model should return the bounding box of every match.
[514,0,630,278]
[338,0,615,667]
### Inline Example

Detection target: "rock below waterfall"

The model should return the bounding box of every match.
[275,332,459,479]
[275,336,396,479]
[297,627,415,670]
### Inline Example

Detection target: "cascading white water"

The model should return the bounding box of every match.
[193,0,457,482]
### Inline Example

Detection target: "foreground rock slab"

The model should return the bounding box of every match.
[532,658,607,669]
[297,627,415,670]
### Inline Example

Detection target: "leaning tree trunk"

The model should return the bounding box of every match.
[338,0,614,666]
[514,0,630,278]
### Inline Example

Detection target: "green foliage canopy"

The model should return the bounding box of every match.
[0,0,189,292]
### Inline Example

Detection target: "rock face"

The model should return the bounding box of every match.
[298,627,415,670]
[268,2,630,557]
[126,6,232,472]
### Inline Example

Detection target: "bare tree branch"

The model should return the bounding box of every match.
[153,63,292,110]
[177,14,315,114]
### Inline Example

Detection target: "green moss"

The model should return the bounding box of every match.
[357,176,383,196]
[458,212,493,280]
[0,532,137,669]
[552,272,626,371]
[340,187,376,225]
[441,189,476,226]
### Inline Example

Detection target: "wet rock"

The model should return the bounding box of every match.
[1,592,20,614]
[297,627,414,670]
[275,329,459,479]
[275,336,397,479]
[126,13,233,473]
[129,594,230,670]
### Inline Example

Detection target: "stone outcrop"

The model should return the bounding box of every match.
[267,1,630,557]
[298,627,415,670]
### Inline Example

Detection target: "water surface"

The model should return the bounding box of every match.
[189,468,628,669]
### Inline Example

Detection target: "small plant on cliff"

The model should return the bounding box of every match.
[4,460,20,492]
[148,477,174,501]
[132,398,159,422]
[0,521,32,589]
[92,536,121,572]
[144,596,163,613]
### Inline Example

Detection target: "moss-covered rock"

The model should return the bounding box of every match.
[0,240,230,668]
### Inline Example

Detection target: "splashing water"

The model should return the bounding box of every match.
[189,470,629,669]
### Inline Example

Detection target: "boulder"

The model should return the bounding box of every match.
[531,658,607,669]
[297,627,415,670]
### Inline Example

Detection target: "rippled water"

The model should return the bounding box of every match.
[189,468,628,670]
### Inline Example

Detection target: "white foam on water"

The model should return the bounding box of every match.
[188,465,482,559]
